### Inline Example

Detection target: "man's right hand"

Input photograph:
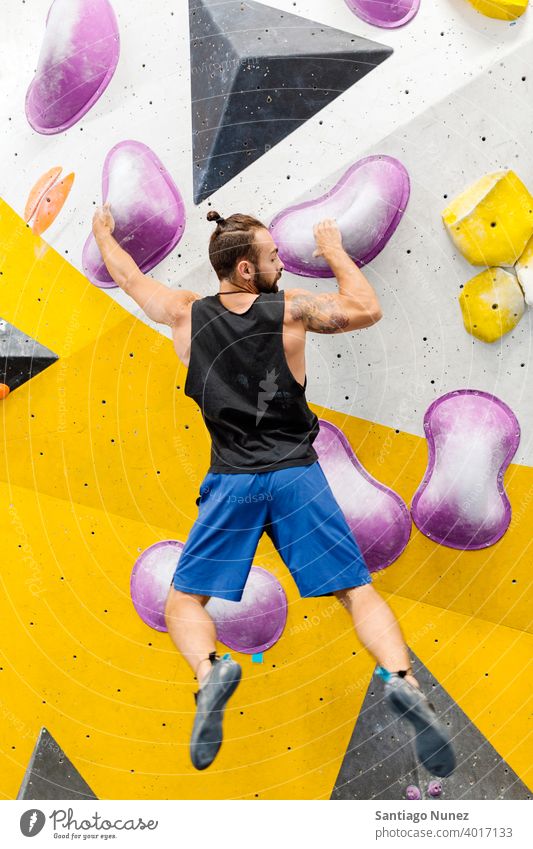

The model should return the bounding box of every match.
[312,218,344,260]
[92,202,115,244]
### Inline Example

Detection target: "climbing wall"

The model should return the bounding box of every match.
[1,0,532,801]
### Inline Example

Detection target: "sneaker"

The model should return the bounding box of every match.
[190,652,242,770]
[384,674,456,777]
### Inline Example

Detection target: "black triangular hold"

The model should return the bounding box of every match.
[0,318,58,392]
[17,728,98,800]
[189,0,392,203]
[331,652,532,800]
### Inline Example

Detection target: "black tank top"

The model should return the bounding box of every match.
[184,290,320,473]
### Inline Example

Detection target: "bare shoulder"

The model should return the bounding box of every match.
[283,287,350,334]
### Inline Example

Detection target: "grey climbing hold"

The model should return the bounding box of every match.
[189,0,393,203]
[331,651,531,800]
[0,318,58,392]
[17,727,98,800]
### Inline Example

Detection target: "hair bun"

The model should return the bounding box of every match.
[207,210,225,225]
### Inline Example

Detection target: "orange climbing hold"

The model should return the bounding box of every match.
[24,166,62,222]
[0,384,10,400]
[31,172,75,236]
[23,168,75,236]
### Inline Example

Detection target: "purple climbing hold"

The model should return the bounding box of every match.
[205,567,287,654]
[314,419,411,572]
[26,0,120,134]
[411,390,520,550]
[406,784,422,800]
[130,540,184,631]
[345,0,420,29]
[428,779,443,797]
[131,544,287,654]
[269,155,410,278]
[82,140,186,288]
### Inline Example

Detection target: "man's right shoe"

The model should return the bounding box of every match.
[190,652,242,771]
[384,674,456,778]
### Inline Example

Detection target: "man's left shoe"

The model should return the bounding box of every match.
[190,652,242,771]
[384,674,456,777]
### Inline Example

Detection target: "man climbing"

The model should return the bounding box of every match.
[92,205,455,779]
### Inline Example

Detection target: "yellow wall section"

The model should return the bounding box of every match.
[0,480,377,800]
[1,200,531,798]
[387,595,533,790]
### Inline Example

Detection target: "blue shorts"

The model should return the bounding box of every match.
[171,460,372,602]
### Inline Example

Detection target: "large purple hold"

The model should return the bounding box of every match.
[314,419,411,572]
[205,567,287,654]
[269,155,410,277]
[131,542,287,653]
[411,390,520,550]
[26,0,120,134]
[82,140,186,288]
[130,540,184,631]
[345,0,420,29]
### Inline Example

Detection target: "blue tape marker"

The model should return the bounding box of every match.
[252,653,263,664]
[375,665,391,682]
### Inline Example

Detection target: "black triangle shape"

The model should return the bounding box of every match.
[0,317,58,392]
[331,651,532,800]
[189,0,392,204]
[17,727,98,800]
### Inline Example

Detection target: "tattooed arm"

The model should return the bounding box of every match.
[286,288,382,334]
[286,218,383,333]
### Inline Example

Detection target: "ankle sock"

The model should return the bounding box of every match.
[194,652,234,702]
[375,665,413,682]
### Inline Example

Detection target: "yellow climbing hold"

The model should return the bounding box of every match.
[443,171,533,267]
[515,234,533,306]
[459,267,525,343]
[465,0,528,20]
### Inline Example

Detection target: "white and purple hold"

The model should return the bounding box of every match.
[269,156,410,278]
[411,390,520,550]
[130,540,288,654]
[25,0,120,134]
[314,418,412,573]
[82,140,186,288]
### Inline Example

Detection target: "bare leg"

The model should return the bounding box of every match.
[333,584,421,690]
[164,588,217,686]
[166,587,243,771]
